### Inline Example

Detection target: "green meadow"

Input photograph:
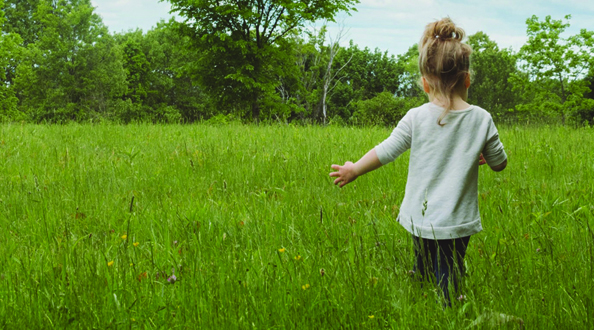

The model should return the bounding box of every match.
[0,123,592,328]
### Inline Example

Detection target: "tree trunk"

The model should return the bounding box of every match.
[321,51,334,125]
[251,100,260,123]
[313,98,323,121]
[322,85,328,125]
[560,74,566,125]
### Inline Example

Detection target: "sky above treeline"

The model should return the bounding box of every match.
[90,0,594,57]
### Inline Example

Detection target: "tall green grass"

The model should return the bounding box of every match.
[0,123,592,328]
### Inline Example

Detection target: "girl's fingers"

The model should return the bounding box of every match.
[330,164,350,186]
[478,154,487,165]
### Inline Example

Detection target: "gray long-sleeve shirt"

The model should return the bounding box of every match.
[375,102,507,239]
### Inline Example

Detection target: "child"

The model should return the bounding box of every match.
[329,18,507,306]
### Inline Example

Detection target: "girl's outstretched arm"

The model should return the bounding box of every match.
[329,148,383,188]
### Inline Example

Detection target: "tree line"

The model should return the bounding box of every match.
[1,0,593,125]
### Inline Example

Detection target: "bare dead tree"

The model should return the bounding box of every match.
[320,23,352,124]
[296,24,325,118]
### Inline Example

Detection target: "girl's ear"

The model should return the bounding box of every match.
[422,77,431,93]
[465,73,471,89]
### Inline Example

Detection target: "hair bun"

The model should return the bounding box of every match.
[418,17,472,125]
[430,17,464,41]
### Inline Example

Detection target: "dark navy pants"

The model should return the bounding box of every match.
[412,235,470,306]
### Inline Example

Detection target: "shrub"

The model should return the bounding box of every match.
[351,92,425,126]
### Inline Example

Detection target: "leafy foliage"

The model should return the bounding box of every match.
[2,0,41,46]
[120,34,150,105]
[1,4,593,125]
[467,32,518,116]
[351,91,424,126]
[13,0,126,122]
[0,0,23,119]
[512,15,594,123]
[113,22,212,123]
[395,44,423,99]
[166,0,359,121]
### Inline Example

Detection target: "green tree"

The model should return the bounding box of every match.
[14,0,126,122]
[324,42,403,121]
[512,15,594,123]
[1,0,40,90]
[2,0,41,46]
[166,0,359,121]
[586,70,594,100]
[351,91,424,126]
[335,42,400,100]
[395,44,423,98]
[278,26,345,122]
[283,30,324,119]
[114,22,211,123]
[345,44,427,126]
[117,31,150,104]
[272,27,329,122]
[0,0,23,119]
[577,68,594,122]
[467,32,518,116]
[143,22,211,122]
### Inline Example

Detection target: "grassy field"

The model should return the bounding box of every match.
[0,123,593,328]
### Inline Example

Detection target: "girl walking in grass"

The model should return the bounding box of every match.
[329,17,508,306]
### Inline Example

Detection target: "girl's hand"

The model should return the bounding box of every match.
[330,162,358,188]
[479,154,487,166]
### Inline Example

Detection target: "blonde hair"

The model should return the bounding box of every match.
[418,18,472,126]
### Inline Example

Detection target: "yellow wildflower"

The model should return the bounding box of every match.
[278,248,285,253]
[121,235,127,240]
[133,242,139,247]
[302,284,310,290]
[294,255,302,261]
[108,261,114,267]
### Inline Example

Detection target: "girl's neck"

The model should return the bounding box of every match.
[429,94,470,111]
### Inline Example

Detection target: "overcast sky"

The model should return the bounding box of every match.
[90,0,594,56]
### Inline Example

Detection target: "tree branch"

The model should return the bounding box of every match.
[265,6,286,41]
[269,21,302,44]
[329,54,353,92]
[255,0,264,47]
[260,3,277,42]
